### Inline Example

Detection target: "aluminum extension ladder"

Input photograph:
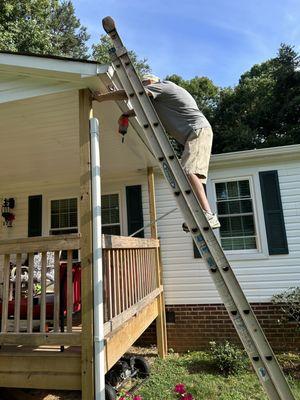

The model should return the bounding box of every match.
[102,16,295,400]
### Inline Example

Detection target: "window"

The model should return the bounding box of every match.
[50,198,78,235]
[215,180,257,251]
[102,194,121,235]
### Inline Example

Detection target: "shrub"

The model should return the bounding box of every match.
[272,287,300,329]
[210,340,247,375]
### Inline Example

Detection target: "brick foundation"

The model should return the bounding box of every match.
[136,303,300,352]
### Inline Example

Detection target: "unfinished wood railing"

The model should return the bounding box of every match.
[0,234,81,346]
[0,234,161,345]
[102,235,161,335]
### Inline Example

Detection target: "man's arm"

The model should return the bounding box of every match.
[92,89,128,103]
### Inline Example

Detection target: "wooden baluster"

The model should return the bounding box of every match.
[123,249,128,311]
[14,254,22,333]
[119,249,124,313]
[112,250,117,318]
[140,249,144,299]
[124,249,129,310]
[102,250,107,323]
[146,249,151,295]
[1,254,10,333]
[27,253,34,333]
[40,252,47,333]
[107,250,113,321]
[145,249,150,296]
[117,251,121,314]
[151,249,156,291]
[142,249,147,298]
[132,249,139,303]
[129,249,135,306]
[67,250,73,333]
[138,249,143,300]
[53,251,60,332]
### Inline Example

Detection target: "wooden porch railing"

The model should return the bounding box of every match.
[102,235,161,335]
[0,234,161,346]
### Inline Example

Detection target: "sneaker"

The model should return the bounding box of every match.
[204,211,221,229]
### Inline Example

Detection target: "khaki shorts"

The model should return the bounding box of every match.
[181,126,213,184]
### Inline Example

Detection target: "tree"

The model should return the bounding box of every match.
[0,0,89,58]
[212,44,300,153]
[166,74,220,121]
[92,34,151,76]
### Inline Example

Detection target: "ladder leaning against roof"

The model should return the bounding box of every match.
[102,16,295,400]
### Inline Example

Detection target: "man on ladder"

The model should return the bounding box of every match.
[95,74,220,230]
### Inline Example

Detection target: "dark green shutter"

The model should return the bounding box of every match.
[126,185,144,238]
[28,195,42,237]
[259,171,288,255]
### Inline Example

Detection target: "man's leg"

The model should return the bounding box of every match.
[187,173,211,213]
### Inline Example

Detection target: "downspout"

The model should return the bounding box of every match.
[90,116,105,400]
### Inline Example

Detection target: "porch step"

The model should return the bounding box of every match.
[0,346,81,390]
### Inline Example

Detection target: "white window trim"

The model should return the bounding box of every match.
[101,191,123,236]
[207,173,269,261]
[47,196,79,235]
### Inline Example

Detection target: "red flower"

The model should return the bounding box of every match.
[133,396,143,400]
[183,394,194,400]
[174,384,186,394]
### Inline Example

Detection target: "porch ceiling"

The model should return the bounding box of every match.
[0,90,155,189]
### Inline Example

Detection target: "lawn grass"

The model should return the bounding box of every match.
[137,351,300,400]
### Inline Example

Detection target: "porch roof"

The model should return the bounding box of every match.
[0,52,157,186]
[0,51,112,104]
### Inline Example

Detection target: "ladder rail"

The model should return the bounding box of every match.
[102,16,295,400]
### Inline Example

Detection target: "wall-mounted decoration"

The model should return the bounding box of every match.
[1,198,15,227]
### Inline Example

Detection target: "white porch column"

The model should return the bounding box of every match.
[90,117,105,400]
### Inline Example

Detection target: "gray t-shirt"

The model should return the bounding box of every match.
[146,80,210,145]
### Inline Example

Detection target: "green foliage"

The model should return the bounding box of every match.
[92,34,151,76]
[272,287,300,328]
[138,351,300,400]
[212,44,300,153]
[210,341,247,375]
[0,0,89,57]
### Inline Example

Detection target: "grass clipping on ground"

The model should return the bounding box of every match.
[138,351,300,400]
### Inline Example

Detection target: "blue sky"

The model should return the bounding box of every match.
[73,0,300,87]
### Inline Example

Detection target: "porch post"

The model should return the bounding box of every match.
[79,89,94,400]
[147,167,168,358]
[90,116,105,400]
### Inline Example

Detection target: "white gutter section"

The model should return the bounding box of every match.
[90,117,105,400]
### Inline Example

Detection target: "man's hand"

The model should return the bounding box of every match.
[92,89,128,103]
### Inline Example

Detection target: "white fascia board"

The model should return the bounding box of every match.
[0,53,109,79]
[210,144,300,168]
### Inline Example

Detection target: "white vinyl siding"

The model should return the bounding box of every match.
[151,160,300,305]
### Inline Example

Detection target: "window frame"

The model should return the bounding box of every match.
[101,191,122,236]
[48,196,79,235]
[208,174,269,260]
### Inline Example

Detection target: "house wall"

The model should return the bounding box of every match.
[138,155,300,351]
[154,161,300,305]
